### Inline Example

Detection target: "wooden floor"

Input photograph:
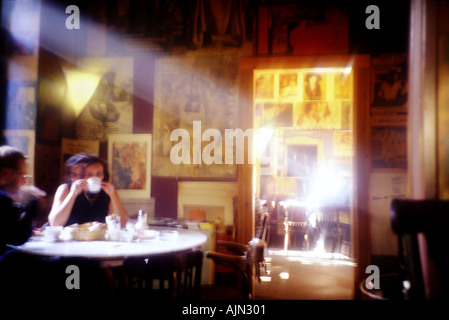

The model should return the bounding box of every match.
[253,248,356,300]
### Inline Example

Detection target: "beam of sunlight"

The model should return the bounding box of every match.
[33,2,233,111]
[3,0,41,56]
[268,248,357,267]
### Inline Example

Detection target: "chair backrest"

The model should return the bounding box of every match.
[247,238,266,266]
[256,213,269,241]
[287,206,308,223]
[204,238,266,300]
[390,198,449,299]
[123,250,203,300]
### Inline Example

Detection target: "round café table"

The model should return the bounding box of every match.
[9,227,207,262]
[6,227,208,296]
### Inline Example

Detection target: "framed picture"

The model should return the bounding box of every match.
[263,103,293,127]
[333,131,354,156]
[371,53,408,114]
[75,57,133,141]
[3,129,35,182]
[152,56,238,179]
[303,72,326,100]
[254,72,275,99]
[371,124,407,170]
[279,73,298,99]
[334,73,352,99]
[108,134,152,199]
[295,101,341,130]
[5,80,36,130]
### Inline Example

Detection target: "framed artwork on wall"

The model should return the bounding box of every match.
[108,134,152,199]
[75,57,134,141]
[152,55,238,179]
[304,72,326,100]
[254,72,275,99]
[294,101,341,130]
[333,131,353,157]
[5,80,36,130]
[371,124,407,170]
[370,53,408,114]
[371,115,407,170]
[263,103,293,127]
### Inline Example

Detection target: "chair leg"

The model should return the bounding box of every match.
[284,224,289,253]
[304,232,310,251]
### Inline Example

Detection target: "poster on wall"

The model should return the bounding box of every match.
[371,125,407,170]
[279,73,298,99]
[263,103,293,127]
[5,80,36,130]
[294,101,341,130]
[255,72,275,99]
[108,134,152,199]
[333,131,353,157]
[371,53,408,114]
[75,57,133,141]
[304,72,326,100]
[334,73,351,99]
[152,56,238,179]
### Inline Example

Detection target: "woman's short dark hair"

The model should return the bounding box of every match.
[64,153,110,182]
[64,153,91,183]
[81,154,110,182]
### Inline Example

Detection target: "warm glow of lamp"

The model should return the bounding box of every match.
[64,69,101,117]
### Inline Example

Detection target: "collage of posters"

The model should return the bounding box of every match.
[254,69,352,131]
[370,54,408,170]
[253,68,353,182]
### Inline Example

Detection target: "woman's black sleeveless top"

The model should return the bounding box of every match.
[65,184,110,226]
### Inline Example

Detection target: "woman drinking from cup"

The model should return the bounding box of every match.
[48,153,128,227]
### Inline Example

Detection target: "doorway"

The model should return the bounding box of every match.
[238,55,371,299]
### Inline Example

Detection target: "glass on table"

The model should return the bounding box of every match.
[106,214,121,241]
[120,222,136,242]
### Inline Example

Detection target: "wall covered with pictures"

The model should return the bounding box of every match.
[253,67,354,203]
[0,0,410,254]
[368,53,408,256]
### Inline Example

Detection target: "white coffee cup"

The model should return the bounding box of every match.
[44,226,63,242]
[87,177,102,193]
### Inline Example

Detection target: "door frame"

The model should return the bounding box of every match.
[237,54,371,298]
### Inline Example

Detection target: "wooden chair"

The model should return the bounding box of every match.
[317,205,344,253]
[121,250,203,300]
[284,205,309,252]
[266,199,287,248]
[201,238,266,300]
[390,198,449,299]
